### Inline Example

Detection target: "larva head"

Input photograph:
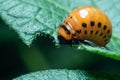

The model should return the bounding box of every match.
[57,24,74,43]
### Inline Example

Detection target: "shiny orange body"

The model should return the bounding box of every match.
[57,6,112,47]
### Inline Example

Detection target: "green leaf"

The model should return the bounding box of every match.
[13,69,119,80]
[0,0,91,45]
[0,0,120,60]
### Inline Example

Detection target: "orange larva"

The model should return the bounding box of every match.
[57,6,112,47]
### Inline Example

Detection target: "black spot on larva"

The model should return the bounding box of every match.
[70,16,72,18]
[107,30,110,34]
[90,30,93,34]
[103,35,106,39]
[104,39,108,42]
[95,30,98,35]
[103,25,107,30]
[90,21,95,27]
[60,25,70,34]
[66,22,68,24]
[76,30,81,33]
[100,32,103,36]
[84,30,87,34]
[98,22,101,28]
[82,23,87,28]
[72,33,76,37]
